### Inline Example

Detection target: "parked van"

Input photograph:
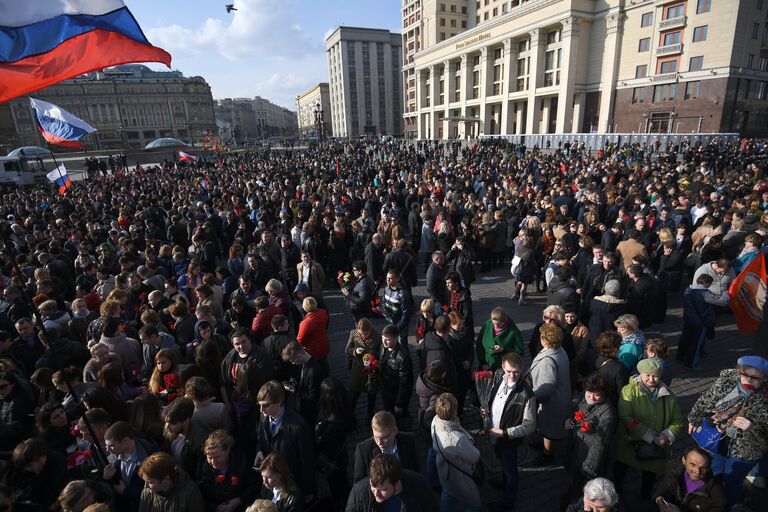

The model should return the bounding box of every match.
[0,157,49,186]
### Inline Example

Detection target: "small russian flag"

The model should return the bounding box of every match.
[46,164,72,194]
[30,98,96,149]
[179,151,198,162]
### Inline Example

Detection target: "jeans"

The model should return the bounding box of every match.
[493,443,519,507]
[426,447,441,491]
[440,492,480,512]
[710,451,758,505]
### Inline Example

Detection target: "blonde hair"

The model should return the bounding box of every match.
[302,296,317,313]
[420,298,435,314]
[435,392,458,420]
[204,429,234,454]
[491,307,508,322]
[539,324,564,348]
[614,314,639,334]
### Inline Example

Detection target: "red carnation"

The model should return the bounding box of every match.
[574,411,586,422]
[627,418,641,430]
[215,475,225,484]
[231,476,240,486]
[580,422,591,433]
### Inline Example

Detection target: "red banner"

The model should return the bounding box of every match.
[729,254,767,334]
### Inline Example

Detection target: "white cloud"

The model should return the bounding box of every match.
[145,0,320,61]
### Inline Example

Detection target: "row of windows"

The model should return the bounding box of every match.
[640,0,712,28]
[632,79,768,104]
[635,55,705,78]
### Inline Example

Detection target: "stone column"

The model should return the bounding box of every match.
[515,103,524,134]
[542,99,551,134]
[478,47,490,135]
[429,65,439,138]
[443,60,452,138]
[460,54,470,138]
[598,10,623,132]
[500,38,514,134]
[556,18,580,133]
[526,28,543,134]
[573,92,586,133]
[415,69,424,138]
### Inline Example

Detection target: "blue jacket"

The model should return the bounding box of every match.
[683,286,716,328]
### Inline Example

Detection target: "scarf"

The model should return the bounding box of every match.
[74,309,91,320]
[493,321,508,336]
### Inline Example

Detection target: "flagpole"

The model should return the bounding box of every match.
[45,141,66,185]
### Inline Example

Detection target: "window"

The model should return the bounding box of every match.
[440,17,446,26]
[760,56,768,71]
[632,88,646,104]
[663,31,681,46]
[748,54,755,69]
[689,56,704,71]
[636,64,648,78]
[697,0,711,13]
[440,32,446,41]
[546,29,561,45]
[494,48,502,60]
[473,55,480,66]
[518,40,529,52]
[492,7,497,15]
[666,3,685,18]
[685,81,700,99]
[659,60,678,73]
[693,26,707,42]
[639,37,651,52]
[484,12,489,20]
[641,12,653,27]
[450,4,456,12]
[440,3,445,10]
[462,6,467,13]
[757,81,767,100]
[461,20,467,28]
[759,0,764,10]
[753,23,760,38]
[742,80,751,99]
[653,84,676,102]
[543,49,561,86]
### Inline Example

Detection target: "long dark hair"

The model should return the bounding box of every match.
[317,377,354,429]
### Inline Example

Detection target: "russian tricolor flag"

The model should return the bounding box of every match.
[30,98,96,149]
[0,0,172,104]
[46,164,72,194]
[179,151,198,162]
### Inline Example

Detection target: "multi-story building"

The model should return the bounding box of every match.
[214,97,298,144]
[326,27,403,138]
[411,0,768,139]
[402,0,475,138]
[296,83,332,139]
[252,96,298,139]
[7,64,216,149]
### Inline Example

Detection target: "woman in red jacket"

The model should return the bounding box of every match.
[296,296,330,376]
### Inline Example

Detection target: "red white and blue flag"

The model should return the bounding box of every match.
[30,98,96,149]
[0,0,172,104]
[179,151,198,162]
[46,164,72,194]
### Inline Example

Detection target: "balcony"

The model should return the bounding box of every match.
[659,15,687,30]
[656,43,683,56]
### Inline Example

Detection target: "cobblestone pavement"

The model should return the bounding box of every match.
[317,264,764,512]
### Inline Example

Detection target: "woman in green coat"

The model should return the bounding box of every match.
[475,307,523,370]
[612,358,684,501]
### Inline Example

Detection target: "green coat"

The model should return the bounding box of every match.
[613,377,684,474]
[474,318,523,370]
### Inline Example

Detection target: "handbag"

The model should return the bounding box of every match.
[691,419,723,453]
[432,426,485,485]
[510,255,522,275]
[630,399,669,461]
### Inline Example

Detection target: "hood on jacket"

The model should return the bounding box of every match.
[293,282,310,297]
[594,294,626,304]
[416,372,451,400]
[548,278,574,294]
[194,319,212,340]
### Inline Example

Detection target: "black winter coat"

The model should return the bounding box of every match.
[653,458,727,512]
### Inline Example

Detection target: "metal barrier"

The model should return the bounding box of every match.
[478,132,740,149]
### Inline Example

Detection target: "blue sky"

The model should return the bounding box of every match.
[129,0,402,109]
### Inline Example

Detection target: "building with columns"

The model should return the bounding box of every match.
[6,65,216,149]
[296,83,332,139]
[411,0,768,139]
[326,27,403,138]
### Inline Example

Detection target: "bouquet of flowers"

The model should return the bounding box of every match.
[473,370,496,434]
[337,271,356,290]
[362,353,380,393]
[161,374,183,403]
[573,410,592,433]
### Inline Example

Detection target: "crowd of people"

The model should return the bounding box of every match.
[0,137,766,512]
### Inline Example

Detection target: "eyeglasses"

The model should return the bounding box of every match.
[738,370,764,382]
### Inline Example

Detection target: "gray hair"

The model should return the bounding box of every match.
[265,278,283,294]
[583,478,618,507]
[604,279,621,298]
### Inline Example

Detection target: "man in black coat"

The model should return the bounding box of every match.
[383,239,417,289]
[626,264,658,330]
[653,447,727,512]
[347,453,435,512]
[254,380,316,498]
[379,325,414,419]
[352,411,419,482]
[425,251,449,306]
[281,341,322,425]
[364,233,386,285]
